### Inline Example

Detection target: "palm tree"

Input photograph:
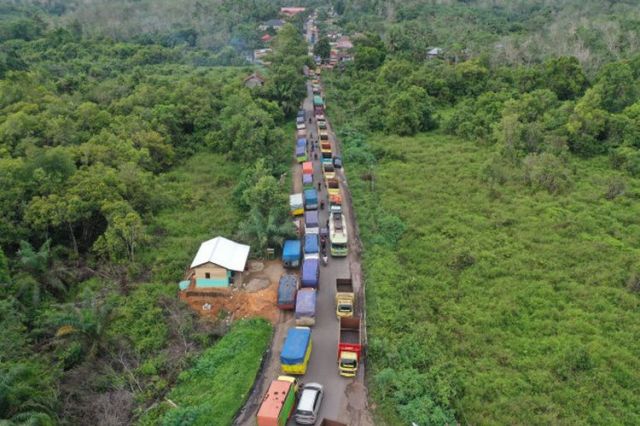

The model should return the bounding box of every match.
[237,209,295,254]
[0,362,57,425]
[17,240,72,301]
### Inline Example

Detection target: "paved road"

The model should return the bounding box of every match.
[235,77,372,425]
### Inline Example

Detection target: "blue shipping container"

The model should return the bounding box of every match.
[281,327,311,365]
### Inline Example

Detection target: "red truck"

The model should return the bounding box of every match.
[337,317,362,377]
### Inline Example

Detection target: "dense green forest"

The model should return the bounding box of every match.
[0,3,308,424]
[320,1,640,424]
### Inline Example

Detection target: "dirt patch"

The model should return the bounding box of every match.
[184,260,285,325]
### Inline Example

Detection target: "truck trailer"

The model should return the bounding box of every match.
[335,278,354,318]
[282,240,301,268]
[281,327,312,375]
[295,288,317,326]
[337,317,362,377]
[256,376,299,426]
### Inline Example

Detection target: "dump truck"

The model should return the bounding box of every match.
[296,129,306,139]
[282,240,301,268]
[321,141,332,162]
[319,129,329,141]
[296,122,306,131]
[329,193,342,214]
[335,278,354,318]
[289,193,303,216]
[330,212,348,257]
[304,189,318,210]
[281,326,312,375]
[301,258,319,288]
[312,85,321,95]
[326,178,340,197]
[337,317,362,377]
[278,274,298,310]
[256,376,299,426]
[295,288,317,326]
[322,162,335,180]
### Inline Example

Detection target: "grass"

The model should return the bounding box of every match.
[140,152,240,283]
[138,318,272,426]
[345,132,640,425]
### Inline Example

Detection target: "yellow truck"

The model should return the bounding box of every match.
[335,278,354,318]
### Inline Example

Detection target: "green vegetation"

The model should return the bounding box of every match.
[140,318,272,425]
[320,4,640,423]
[0,5,306,424]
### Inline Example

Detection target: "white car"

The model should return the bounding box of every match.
[295,382,324,424]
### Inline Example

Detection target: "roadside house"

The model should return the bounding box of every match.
[244,72,266,88]
[184,237,250,289]
[259,19,285,31]
[280,7,306,17]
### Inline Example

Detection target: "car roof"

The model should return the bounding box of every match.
[298,388,319,411]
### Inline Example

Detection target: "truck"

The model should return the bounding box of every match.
[304,233,319,255]
[322,162,335,180]
[256,376,299,426]
[281,326,312,375]
[337,317,362,377]
[282,240,301,268]
[313,95,324,115]
[295,288,317,326]
[302,173,313,190]
[303,189,318,210]
[312,84,321,95]
[296,138,306,148]
[304,210,319,234]
[326,177,340,197]
[335,278,354,318]
[317,119,327,130]
[321,141,332,162]
[329,212,348,257]
[277,274,298,310]
[296,122,306,131]
[329,193,342,214]
[302,161,313,175]
[301,258,319,288]
[289,193,303,216]
[296,129,306,139]
[295,144,307,163]
[319,129,329,141]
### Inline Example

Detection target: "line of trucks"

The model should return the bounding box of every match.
[258,70,364,426]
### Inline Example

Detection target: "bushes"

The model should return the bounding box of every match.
[522,153,573,194]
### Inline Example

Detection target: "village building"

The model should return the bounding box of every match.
[244,72,265,88]
[280,7,306,17]
[259,19,285,31]
[253,48,272,65]
[427,47,444,59]
[180,237,250,290]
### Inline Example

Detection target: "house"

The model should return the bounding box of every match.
[244,72,265,88]
[336,36,353,51]
[261,33,273,43]
[427,47,444,59]
[280,7,306,17]
[259,19,285,31]
[253,48,272,65]
[183,237,250,289]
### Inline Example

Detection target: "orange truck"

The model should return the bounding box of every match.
[257,376,298,426]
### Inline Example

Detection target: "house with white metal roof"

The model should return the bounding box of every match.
[182,237,250,289]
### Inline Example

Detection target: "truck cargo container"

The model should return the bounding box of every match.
[301,258,319,288]
[329,193,342,214]
[302,173,313,190]
[326,178,340,197]
[281,327,312,375]
[277,274,298,310]
[304,233,319,255]
[321,141,332,161]
[296,138,306,148]
[304,189,318,210]
[296,122,306,131]
[297,109,305,119]
[295,288,317,326]
[296,115,305,125]
[297,129,306,139]
[256,376,298,426]
[302,161,313,175]
[295,145,307,163]
[282,240,302,268]
[290,193,304,216]
[337,317,362,377]
[335,278,354,318]
[319,129,329,141]
[330,212,348,257]
[304,210,319,234]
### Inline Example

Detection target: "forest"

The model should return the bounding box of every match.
[319,0,640,424]
[0,2,308,425]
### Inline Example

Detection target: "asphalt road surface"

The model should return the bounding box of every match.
[235,78,371,425]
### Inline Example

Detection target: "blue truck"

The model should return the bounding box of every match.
[282,240,301,268]
[304,189,318,210]
[301,258,319,288]
[304,233,319,255]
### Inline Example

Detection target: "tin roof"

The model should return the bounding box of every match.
[190,237,250,271]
